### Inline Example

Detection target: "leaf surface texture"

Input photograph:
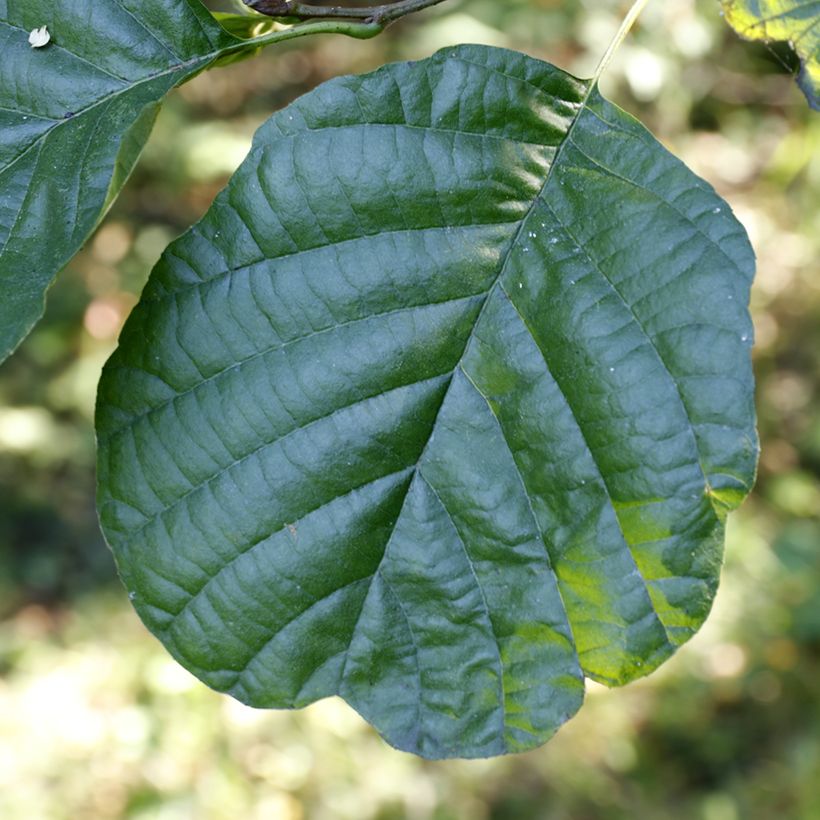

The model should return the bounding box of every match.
[97,45,758,759]
[0,0,247,360]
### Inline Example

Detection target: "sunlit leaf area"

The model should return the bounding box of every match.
[1,0,818,816]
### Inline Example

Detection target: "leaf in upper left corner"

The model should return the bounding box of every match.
[0,0,251,364]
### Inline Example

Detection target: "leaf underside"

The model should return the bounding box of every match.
[721,0,820,109]
[97,45,758,759]
[0,0,241,362]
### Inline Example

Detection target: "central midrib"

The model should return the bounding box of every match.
[109,80,593,539]
[335,77,596,746]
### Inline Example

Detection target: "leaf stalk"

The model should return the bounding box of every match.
[245,0,451,26]
[593,0,653,84]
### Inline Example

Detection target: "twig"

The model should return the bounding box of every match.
[245,0,451,26]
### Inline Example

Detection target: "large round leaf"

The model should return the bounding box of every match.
[97,45,758,759]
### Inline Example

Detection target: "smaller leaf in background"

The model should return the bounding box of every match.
[0,0,357,364]
[721,0,820,109]
[0,0,245,364]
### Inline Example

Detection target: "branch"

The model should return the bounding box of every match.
[245,0,451,26]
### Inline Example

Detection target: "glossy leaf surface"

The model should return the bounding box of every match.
[0,0,256,361]
[721,0,820,109]
[97,45,758,759]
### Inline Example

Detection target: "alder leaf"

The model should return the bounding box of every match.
[721,0,820,109]
[1,0,289,362]
[97,45,759,759]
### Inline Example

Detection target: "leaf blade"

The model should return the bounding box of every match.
[97,45,758,759]
[0,0,243,361]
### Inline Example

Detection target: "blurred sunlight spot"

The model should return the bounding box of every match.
[403,13,508,57]
[765,372,812,415]
[146,656,199,695]
[142,753,190,794]
[767,472,820,517]
[222,696,268,728]
[704,643,747,680]
[131,802,195,820]
[623,47,667,101]
[702,793,740,820]
[92,222,132,265]
[577,10,620,78]
[21,665,106,752]
[686,133,758,188]
[134,225,175,266]
[182,125,252,181]
[306,697,365,738]
[46,350,113,420]
[0,407,55,452]
[0,745,16,787]
[252,793,303,820]
[246,744,313,788]
[602,736,637,773]
[671,16,712,59]
[585,679,609,696]
[112,706,151,749]
[731,203,765,251]
[84,296,134,341]
[578,10,619,56]
[752,311,778,350]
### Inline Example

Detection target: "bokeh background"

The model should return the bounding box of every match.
[1,0,818,817]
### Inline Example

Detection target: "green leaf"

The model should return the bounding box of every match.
[0,0,243,361]
[96,45,759,759]
[721,0,820,109]
[0,0,375,363]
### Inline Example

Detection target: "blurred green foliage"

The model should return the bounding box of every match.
[0,1,818,817]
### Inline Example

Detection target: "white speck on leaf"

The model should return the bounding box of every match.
[29,25,50,48]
